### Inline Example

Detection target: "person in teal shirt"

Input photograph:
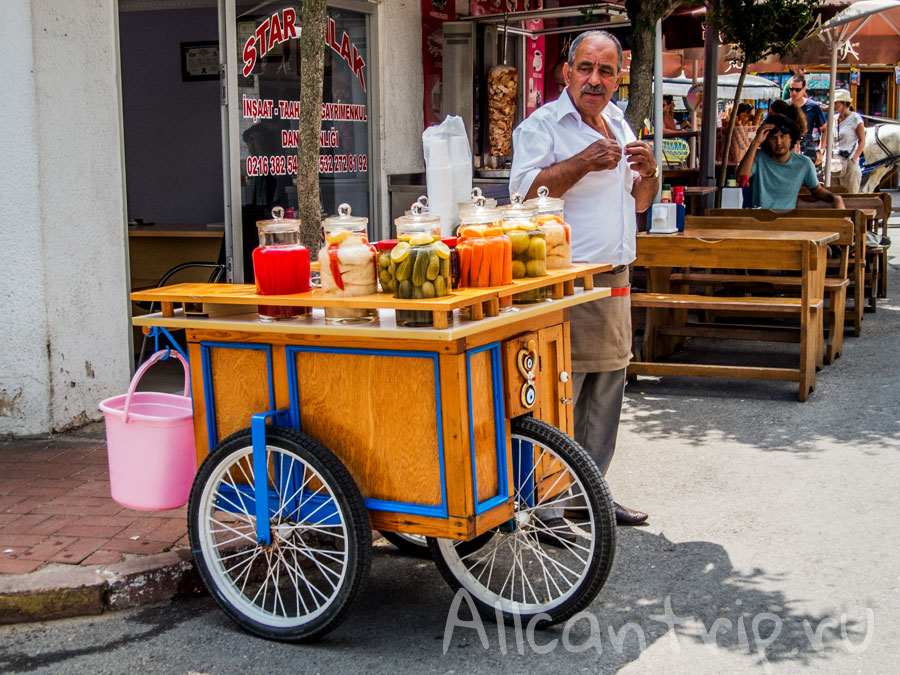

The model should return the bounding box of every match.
[737,99,844,210]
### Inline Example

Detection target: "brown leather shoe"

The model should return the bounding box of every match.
[615,502,649,526]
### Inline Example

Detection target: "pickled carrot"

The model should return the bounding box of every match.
[459,243,471,287]
[470,239,485,287]
[476,239,491,287]
[489,238,504,286]
[501,236,512,283]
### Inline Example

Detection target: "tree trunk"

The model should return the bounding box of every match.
[625,21,655,134]
[717,61,748,191]
[297,0,328,258]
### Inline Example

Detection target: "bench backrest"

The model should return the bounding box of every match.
[798,191,890,222]
[636,234,812,272]
[688,215,854,246]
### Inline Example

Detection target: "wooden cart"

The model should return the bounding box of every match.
[131,264,618,641]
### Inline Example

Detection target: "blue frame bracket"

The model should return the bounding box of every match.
[250,409,292,545]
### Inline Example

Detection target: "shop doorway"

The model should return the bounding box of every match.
[858,72,891,120]
[118,0,227,359]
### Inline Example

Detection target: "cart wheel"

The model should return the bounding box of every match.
[188,426,371,642]
[378,531,431,558]
[429,416,615,626]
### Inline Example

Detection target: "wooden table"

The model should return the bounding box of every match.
[681,186,718,216]
[128,223,223,290]
[631,229,838,400]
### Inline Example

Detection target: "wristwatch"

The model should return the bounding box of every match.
[643,165,659,179]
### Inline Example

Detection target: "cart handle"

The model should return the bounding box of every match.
[123,349,191,423]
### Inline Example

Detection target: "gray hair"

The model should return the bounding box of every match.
[567,30,623,72]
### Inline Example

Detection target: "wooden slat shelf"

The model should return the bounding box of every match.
[131,263,612,324]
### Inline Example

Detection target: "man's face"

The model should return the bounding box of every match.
[789,81,806,104]
[564,36,622,118]
[766,128,793,159]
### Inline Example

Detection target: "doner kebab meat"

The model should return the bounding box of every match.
[488,65,517,156]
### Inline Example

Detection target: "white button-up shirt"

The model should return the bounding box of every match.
[509,90,638,266]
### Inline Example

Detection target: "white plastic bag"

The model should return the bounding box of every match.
[422,115,472,236]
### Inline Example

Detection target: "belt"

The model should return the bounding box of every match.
[609,265,628,274]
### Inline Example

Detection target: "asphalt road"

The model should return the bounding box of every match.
[2,224,899,675]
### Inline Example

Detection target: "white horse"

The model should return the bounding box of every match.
[861,123,900,192]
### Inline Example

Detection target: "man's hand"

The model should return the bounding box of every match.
[576,138,622,172]
[754,123,774,147]
[624,141,656,178]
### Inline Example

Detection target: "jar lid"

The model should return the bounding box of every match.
[457,187,497,212]
[501,193,538,219]
[524,186,564,214]
[458,195,501,225]
[395,201,441,230]
[256,206,301,233]
[322,203,368,229]
[376,239,397,251]
[441,236,458,247]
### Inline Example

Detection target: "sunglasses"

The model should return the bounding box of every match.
[789,87,804,92]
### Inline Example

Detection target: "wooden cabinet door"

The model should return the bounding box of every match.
[536,323,573,436]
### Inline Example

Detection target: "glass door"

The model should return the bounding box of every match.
[222,0,375,281]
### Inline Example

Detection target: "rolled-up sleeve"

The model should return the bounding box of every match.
[510,121,555,198]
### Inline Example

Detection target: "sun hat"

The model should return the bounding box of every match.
[834,88,852,103]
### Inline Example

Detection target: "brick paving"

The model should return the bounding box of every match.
[0,428,188,576]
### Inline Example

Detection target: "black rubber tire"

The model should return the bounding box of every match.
[188,426,371,642]
[378,531,432,558]
[429,416,616,626]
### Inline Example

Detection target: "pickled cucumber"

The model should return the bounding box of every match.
[440,257,450,279]
[378,252,391,268]
[435,275,447,297]
[526,236,547,261]
[422,280,436,298]
[526,259,546,277]
[511,260,527,278]
[508,231,531,255]
[412,285,424,300]
[378,268,391,286]
[412,248,429,286]
[426,252,440,280]
[395,256,413,282]
[397,280,412,299]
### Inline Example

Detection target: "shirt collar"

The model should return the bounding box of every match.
[556,88,625,130]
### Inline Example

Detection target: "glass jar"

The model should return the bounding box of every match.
[442,237,461,289]
[319,203,377,324]
[457,198,512,312]
[252,207,311,322]
[501,193,547,303]
[393,203,450,327]
[526,186,571,269]
[375,239,397,294]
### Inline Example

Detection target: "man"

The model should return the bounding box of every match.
[737,99,844,210]
[830,88,866,193]
[509,30,656,526]
[788,74,827,165]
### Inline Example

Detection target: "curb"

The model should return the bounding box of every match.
[0,550,204,625]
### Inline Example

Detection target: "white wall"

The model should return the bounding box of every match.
[0,0,131,436]
[375,0,425,225]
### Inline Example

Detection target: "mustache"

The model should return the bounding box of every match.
[580,84,607,95]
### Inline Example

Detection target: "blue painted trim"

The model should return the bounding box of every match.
[512,436,535,509]
[151,326,189,363]
[285,345,448,519]
[466,342,510,516]
[200,342,275,451]
[251,413,272,544]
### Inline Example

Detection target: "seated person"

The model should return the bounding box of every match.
[737,100,843,210]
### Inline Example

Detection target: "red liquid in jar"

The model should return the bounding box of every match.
[253,245,311,319]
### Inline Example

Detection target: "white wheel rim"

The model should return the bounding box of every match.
[196,444,350,629]
[436,432,596,614]
[394,533,428,546]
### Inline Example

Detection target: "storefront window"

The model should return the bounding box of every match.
[235,2,371,280]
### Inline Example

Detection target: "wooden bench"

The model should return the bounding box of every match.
[631,232,835,401]
[798,192,891,305]
[706,209,863,335]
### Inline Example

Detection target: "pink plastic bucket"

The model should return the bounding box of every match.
[99,350,197,510]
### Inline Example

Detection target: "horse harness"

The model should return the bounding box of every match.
[866,124,900,170]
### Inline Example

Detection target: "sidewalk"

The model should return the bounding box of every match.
[0,425,202,624]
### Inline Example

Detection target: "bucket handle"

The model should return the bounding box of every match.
[123,349,191,423]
